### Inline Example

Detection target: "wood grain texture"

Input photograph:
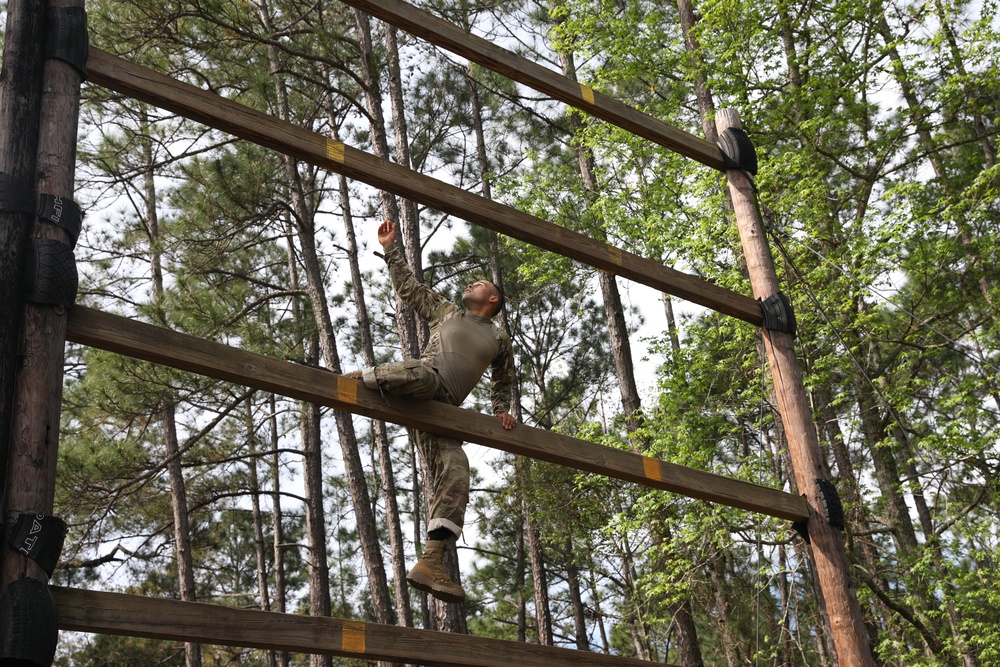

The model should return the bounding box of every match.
[84,48,763,325]
[717,109,875,666]
[66,306,808,521]
[52,586,674,666]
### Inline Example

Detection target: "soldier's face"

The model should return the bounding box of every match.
[462,280,497,308]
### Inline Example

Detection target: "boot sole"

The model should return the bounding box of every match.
[406,572,465,604]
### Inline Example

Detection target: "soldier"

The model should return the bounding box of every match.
[359,220,516,603]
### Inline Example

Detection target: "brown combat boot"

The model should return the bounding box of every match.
[405,540,465,603]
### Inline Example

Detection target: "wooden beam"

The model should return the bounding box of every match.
[66,306,808,522]
[338,0,727,170]
[53,586,674,666]
[85,48,763,326]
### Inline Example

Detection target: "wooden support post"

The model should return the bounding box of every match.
[0,0,47,555]
[717,108,875,666]
[3,0,86,586]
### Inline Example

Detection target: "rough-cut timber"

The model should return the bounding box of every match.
[337,0,727,170]
[84,48,763,326]
[66,306,809,522]
[53,586,675,666]
[717,109,875,667]
[4,0,86,589]
[0,0,47,540]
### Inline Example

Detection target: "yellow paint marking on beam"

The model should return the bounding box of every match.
[326,139,346,164]
[336,377,359,403]
[643,457,664,482]
[341,620,366,653]
[580,84,595,105]
[608,246,623,266]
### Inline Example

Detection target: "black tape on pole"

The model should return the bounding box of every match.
[816,479,845,529]
[0,577,59,666]
[23,238,78,308]
[717,126,758,175]
[8,514,68,578]
[759,291,797,337]
[37,193,83,247]
[44,5,89,79]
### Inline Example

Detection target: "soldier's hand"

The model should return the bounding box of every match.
[495,413,516,430]
[378,220,397,247]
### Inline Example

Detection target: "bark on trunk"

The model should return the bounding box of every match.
[300,391,333,667]
[269,392,291,667]
[140,112,203,667]
[525,504,553,645]
[333,126,414,630]
[281,217,333,667]
[162,402,202,667]
[265,33,394,638]
[707,556,741,667]
[354,10,421,356]
[247,400,278,667]
[565,538,591,651]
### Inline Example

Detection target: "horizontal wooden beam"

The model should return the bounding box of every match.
[52,586,672,666]
[85,48,763,326]
[338,0,727,170]
[66,306,808,522]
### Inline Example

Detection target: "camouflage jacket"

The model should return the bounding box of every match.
[383,243,514,415]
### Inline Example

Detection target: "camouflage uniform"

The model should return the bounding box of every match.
[370,243,514,538]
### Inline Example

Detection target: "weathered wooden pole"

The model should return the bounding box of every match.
[0,0,48,547]
[2,1,86,664]
[716,108,875,666]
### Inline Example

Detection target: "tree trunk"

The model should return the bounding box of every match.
[354,9,421,356]
[272,58,395,642]
[162,401,202,667]
[525,503,553,645]
[565,538,591,651]
[514,515,527,643]
[280,215,333,667]
[269,392,291,667]
[300,389,333,667]
[246,400,278,667]
[618,541,652,661]
[140,111,203,667]
[586,568,611,653]
[333,124,414,630]
[383,22,422,354]
[297,224,400,655]
[854,374,919,553]
[707,556,741,667]
[812,384,887,663]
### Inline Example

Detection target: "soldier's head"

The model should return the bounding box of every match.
[462,279,504,317]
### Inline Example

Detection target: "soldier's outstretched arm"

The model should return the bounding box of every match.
[378,220,452,324]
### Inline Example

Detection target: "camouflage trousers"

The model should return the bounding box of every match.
[372,359,469,539]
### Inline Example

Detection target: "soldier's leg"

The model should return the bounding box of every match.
[405,429,469,603]
[361,358,439,399]
[416,429,469,538]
